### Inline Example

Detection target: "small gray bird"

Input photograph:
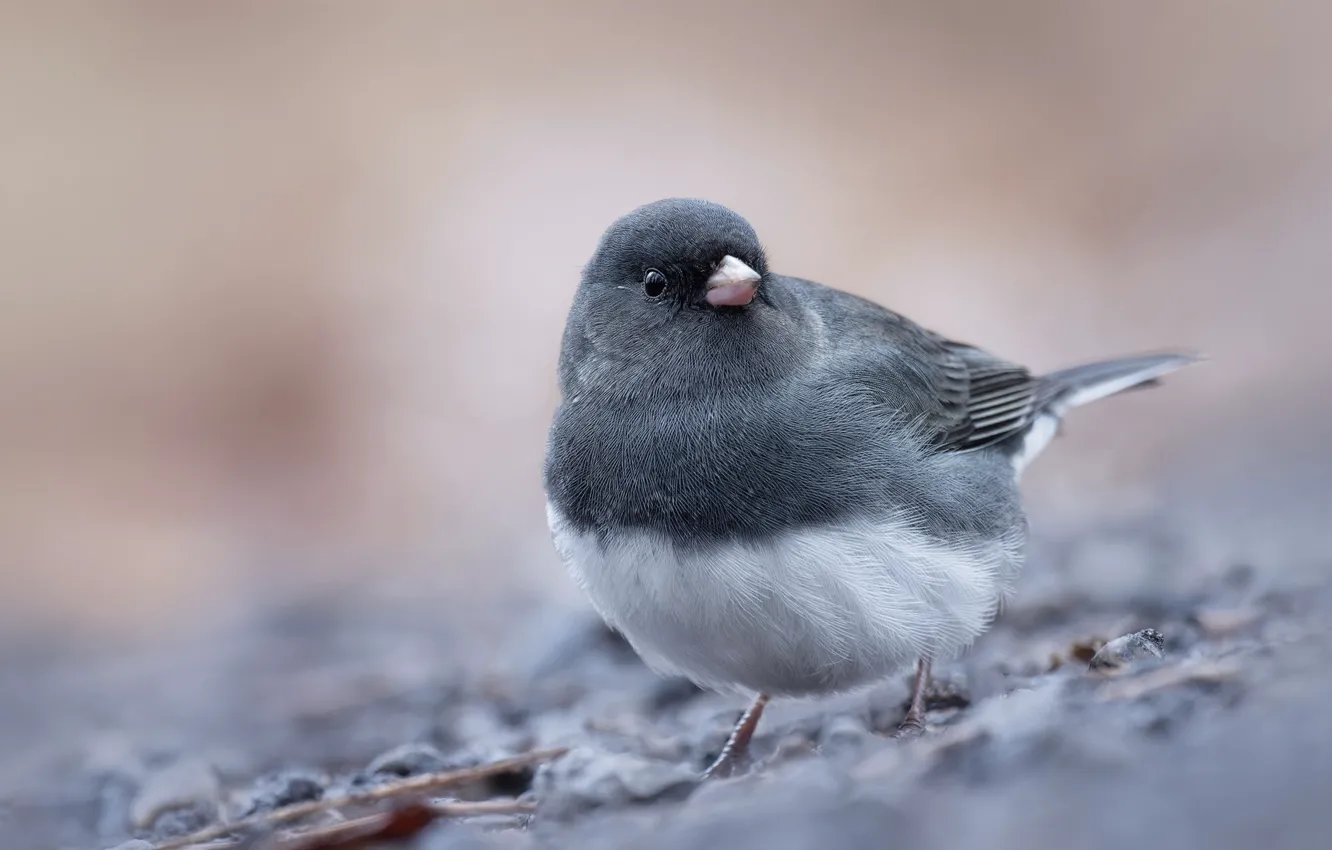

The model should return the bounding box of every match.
[543,198,1196,778]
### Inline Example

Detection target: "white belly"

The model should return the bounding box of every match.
[546,503,1026,697]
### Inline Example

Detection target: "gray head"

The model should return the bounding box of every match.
[585,198,769,309]
[562,199,804,397]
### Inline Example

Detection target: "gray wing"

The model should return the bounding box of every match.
[787,275,1041,454]
[925,337,1039,453]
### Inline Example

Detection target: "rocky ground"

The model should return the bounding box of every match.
[3,548,1331,850]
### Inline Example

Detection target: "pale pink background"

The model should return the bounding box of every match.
[2,2,1328,646]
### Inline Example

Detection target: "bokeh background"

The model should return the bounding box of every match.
[2,1,1329,657]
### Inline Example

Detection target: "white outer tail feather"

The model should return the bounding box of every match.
[1012,353,1198,475]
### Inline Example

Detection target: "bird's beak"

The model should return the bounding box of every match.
[705,255,761,307]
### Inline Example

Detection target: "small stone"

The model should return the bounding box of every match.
[234,769,326,817]
[1088,629,1166,672]
[130,757,221,831]
[363,743,522,801]
[148,805,215,838]
[367,742,451,777]
[533,747,698,820]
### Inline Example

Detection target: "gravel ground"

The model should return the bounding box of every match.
[4,534,1330,850]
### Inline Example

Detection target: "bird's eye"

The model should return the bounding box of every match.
[643,269,667,298]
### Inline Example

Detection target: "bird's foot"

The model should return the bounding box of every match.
[892,714,927,740]
[891,657,933,741]
[701,693,769,780]
[701,746,751,780]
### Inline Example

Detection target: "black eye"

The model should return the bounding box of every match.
[643,269,667,298]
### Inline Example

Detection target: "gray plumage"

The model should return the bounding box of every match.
[543,198,1196,699]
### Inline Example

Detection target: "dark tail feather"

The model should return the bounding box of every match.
[1037,352,1201,416]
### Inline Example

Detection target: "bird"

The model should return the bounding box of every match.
[542,197,1197,779]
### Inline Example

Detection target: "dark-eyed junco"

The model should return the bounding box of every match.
[543,198,1196,778]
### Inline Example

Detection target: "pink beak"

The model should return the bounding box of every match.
[705,255,761,307]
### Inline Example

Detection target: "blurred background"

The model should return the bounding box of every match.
[2,0,1329,654]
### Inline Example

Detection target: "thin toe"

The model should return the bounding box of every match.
[892,717,927,740]
[701,749,750,780]
[701,756,738,780]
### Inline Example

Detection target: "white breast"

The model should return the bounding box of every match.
[546,503,1026,697]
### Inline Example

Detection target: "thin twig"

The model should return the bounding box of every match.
[241,801,435,850]
[150,748,566,850]
[249,800,536,850]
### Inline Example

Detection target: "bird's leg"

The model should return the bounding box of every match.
[894,658,932,739]
[702,693,770,779]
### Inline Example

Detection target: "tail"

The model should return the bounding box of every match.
[1012,351,1200,473]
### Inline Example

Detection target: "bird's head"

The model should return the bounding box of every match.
[562,198,799,396]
